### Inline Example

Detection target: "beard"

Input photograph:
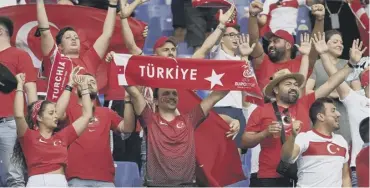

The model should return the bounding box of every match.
[77,89,98,100]
[268,46,286,63]
[279,89,299,104]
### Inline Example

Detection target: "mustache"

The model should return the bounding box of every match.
[288,89,298,95]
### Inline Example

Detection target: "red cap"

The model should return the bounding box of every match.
[265,30,295,46]
[153,36,178,52]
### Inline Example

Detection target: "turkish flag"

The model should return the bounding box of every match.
[348,0,369,56]
[113,54,263,102]
[177,90,246,186]
[0,4,147,92]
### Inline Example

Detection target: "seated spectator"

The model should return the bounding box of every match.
[55,70,136,186]
[306,30,351,142]
[242,33,355,187]
[0,16,37,187]
[281,97,351,187]
[356,117,369,187]
[312,33,368,187]
[247,0,325,89]
[12,73,92,187]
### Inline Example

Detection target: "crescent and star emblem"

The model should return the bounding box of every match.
[327,143,339,154]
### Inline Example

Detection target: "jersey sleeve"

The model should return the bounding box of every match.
[183,104,207,128]
[57,125,79,146]
[291,132,309,163]
[245,107,262,132]
[16,51,37,83]
[108,108,124,131]
[138,104,154,129]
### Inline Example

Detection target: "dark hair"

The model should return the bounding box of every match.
[325,30,342,43]
[309,97,335,125]
[0,16,14,37]
[153,88,159,99]
[55,26,76,45]
[359,117,369,143]
[227,24,241,32]
[12,100,53,167]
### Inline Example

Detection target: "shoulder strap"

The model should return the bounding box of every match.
[271,101,286,144]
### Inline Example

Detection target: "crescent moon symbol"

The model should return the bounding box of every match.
[327,143,337,154]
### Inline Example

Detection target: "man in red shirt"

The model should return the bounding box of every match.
[0,16,37,187]
[357,117,369,187]
[241,60,356,186]
[55,71,136,186]
[247,0,325,89]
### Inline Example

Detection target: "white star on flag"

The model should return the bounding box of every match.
[204,69,225,89]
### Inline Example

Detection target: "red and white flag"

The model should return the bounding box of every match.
[113,54,263,102]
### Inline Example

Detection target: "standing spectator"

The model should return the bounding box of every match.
[54,72,136,187]
[313,33,368,187]
[242,33,355,186]
[247,0,325,89]
[171,0,186,42]
[0,16,37,187]
[12,73,92,187]
[306,30,351,142]
[281,97,351,187]
[356,117,369,187]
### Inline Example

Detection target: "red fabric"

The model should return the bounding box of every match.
[356,146,369,187]
[245,93,316,178]
[114,55,263,102]
[65,103,122,182]
[255,55,312,89]
[302,141,346,157]
[0,47,37,117]
[139,104,205,186]
[266,30,295,46]
[349,0,369,56]
[0,5,147,93]
[19,126,78,176]
[177,90,246,186]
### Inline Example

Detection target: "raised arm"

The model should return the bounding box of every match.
[192,4,236,59]
[55,66,82,120]
[13,74,29,137]
[36,0,55,56]
[296,33,312,94]
[92,0,118,59]
[119,0,148,55]
[71,75,93,136]
[200,90,229,115]
[123,86,147,115]
[308,4,325,69]
[116,91,136,133]
[248,0,265,69]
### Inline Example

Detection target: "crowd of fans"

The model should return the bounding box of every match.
[0,0,369,187]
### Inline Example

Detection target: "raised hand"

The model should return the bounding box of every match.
[249,0,263,16]
[298,33,312,56]
[142,26,148,38]
[73,75,88,89]
[349,39,368,64]
[219,4,236,25]
[15,73,26,86]
[311,4,325,21]
[105,51,116,63]
[237,34,256,57]
[68,66,84,86]
[312,32,329,54]
[291,120,302,137]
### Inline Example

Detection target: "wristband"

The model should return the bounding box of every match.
[15,89,24,93]
[348,61,359,68]
[34,27,50,37]
[65,85,73,92]
[108,3,117,8]
[81,90,90,95]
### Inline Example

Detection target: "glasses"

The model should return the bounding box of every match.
[223,33,240,38]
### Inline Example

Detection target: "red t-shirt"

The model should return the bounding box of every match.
[356,146,369,187]
[65,102,123,182]
[37,45,101,92]
[246,93,316,178]
[139,104,206,186]
[0,47,37,117]
[255,55,311,89]
[19,125,78,176]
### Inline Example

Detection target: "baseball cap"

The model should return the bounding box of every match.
[153,36,178,52]
[265,30,294,46]
[0,63,17,94]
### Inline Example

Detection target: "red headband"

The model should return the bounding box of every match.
[31,100,44,127]
[361,69,369,88]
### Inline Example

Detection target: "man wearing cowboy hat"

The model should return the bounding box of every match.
[241,60,358,186]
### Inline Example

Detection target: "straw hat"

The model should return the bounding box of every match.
[263,69,305,98]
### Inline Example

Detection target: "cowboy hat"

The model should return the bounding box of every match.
[264,69,305,98]
[0,63,17,94]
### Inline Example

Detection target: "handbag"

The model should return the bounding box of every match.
[271,101,298,181]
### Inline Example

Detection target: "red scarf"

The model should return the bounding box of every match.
[113,54,263,103]
[46,52,73,102]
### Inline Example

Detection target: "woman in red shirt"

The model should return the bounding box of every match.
[11,72,92,187]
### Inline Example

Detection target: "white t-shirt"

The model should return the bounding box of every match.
[210,45,243,109]
[261,0,306,34]
[340,89,369,167]
[242,104,259,173]
[292,130,349,187]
